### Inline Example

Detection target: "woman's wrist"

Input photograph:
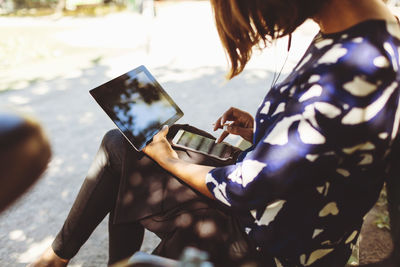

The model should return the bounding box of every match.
[158,156,215,199]
[159,156,180,172]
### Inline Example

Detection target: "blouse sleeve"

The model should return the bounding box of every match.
[206,48,399,211]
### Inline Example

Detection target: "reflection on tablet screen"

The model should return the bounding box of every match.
[90,66,183,151]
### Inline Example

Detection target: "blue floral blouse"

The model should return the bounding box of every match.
[206,20,400,266]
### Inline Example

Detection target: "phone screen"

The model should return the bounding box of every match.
[173,130,233,159]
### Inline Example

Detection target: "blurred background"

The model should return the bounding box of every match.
[0,0,399,266]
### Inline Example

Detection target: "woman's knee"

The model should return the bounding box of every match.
[101,129,127,152]
[99,129,130,164]
[101,129,143,166]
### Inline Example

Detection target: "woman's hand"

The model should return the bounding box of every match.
[143,125,178,165]
[143,125,215,199]
[213,107,254,143]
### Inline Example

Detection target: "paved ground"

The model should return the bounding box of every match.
[0,1,319,266]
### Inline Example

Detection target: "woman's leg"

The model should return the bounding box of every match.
[31,129,145,266]
[32,125,251,266]
[139,203,254,267]
[108,217,144,265]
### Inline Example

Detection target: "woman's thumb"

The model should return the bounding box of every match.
[154,125,169,141]
[160,125,169,136]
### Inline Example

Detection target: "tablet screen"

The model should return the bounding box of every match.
[90,65,183,151]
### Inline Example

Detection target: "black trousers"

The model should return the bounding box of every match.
[51,124,263,266]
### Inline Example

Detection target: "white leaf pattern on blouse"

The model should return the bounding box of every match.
[319,202,339,217]
[260,101,271,114]
[314,102,342,118]
[306,154,319,162]
[352,37,363,43]
[315,39,333,49]
[318,45,347,64]
[343,76,378,96]
[392,98,400,139]
[373,56,390,68]
[384,42,398,71]
[295,53,312,72]
[256,200,286,227]
[298,120,326,144]
[358,153,373,165]
[308,75,321,83]
[386,21,400,39]
[345,230,358,244]
[342,142,375,154]
[299,85,323,102]
[379,132,389,139]
[272,103,286,116]
[304,249,334,266]
[336,168,350,177]
[312,229,324,239]
[264,115,302,145]
[242,160,267,187]
[341,81,398,125]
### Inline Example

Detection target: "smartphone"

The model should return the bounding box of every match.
[172,129,234,161]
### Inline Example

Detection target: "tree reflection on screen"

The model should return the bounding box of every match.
[96,70,178,147]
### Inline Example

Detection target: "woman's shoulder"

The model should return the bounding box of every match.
[285,20,400,122]
[289,20,400,98]
[310,19,400,73]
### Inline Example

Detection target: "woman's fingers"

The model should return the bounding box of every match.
[214,107,254,130]
[214,107,237,129]
[213,117,222,131]
[216,125,253,143]
[216,130,229,143]
[153,125,169,141]
[213,107,254,142]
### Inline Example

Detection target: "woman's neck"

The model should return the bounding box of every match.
[315,0,397,34]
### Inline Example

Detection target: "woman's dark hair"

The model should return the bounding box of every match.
[210,0,327,79]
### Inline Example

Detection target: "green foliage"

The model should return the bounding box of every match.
[2,0,127,16]
[375,211,391,230]
[91,56,103,65]
[375,185,391,231]
[13,0,59,9]
[3,1,127,16]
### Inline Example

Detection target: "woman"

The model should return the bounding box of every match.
[32,0,400,266]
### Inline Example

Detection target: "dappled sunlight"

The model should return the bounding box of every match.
[196,220,217,238]
[54,13,151,50]
[175,213,193,228]
[9,230,27,242]
[17,236,53,263]
[78,111,95,125]
[31,85,50,96]
[62,69,84,81]
[61,189,70,200]
[8,95,30,105]
[55,114,70,123]
[156,67,225,84]
[46,156,65,176]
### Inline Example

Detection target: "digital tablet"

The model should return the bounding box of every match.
[90,65,184,151]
